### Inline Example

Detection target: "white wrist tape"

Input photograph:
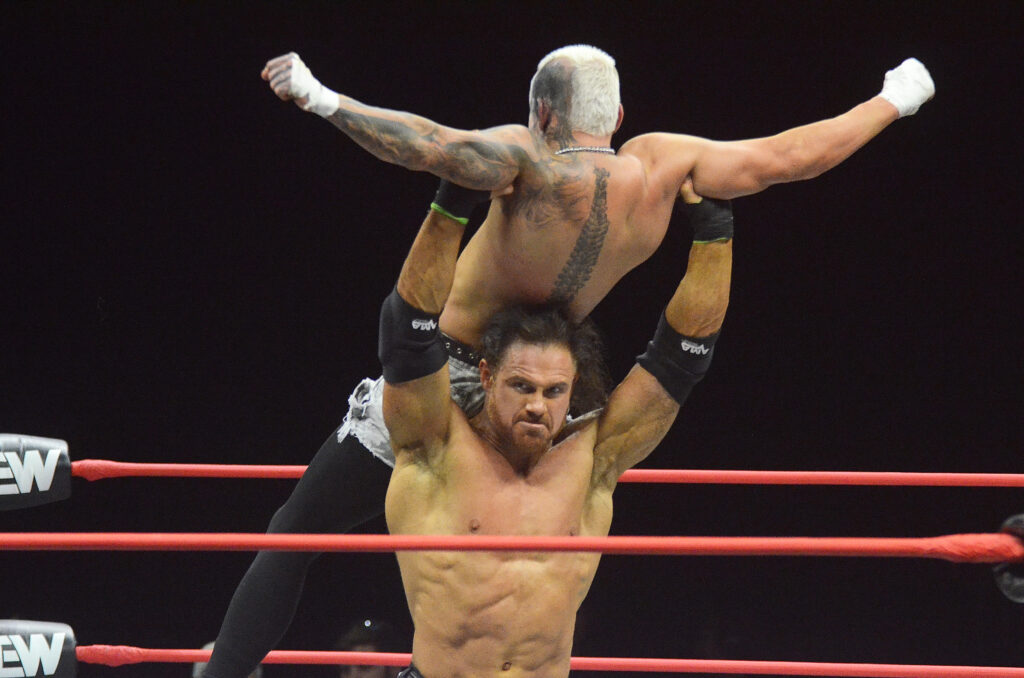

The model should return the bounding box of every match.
[287,52,339,118]
[878,58,935,118]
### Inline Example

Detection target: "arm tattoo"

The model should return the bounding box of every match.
[549,168,611,304]
[326,107,519,189]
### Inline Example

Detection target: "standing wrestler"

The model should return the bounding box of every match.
[202,46,934,677]
[381,181,731,678]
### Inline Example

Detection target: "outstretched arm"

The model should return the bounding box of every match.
[591,188,734,489]
[623,58,934,199]
[262,53,529,191]
[380,183,490,458]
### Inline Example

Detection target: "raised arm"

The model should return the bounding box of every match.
[262,53,530,191]
[379,183,490,458]
[622,58,934,199]
[591,188,734,489]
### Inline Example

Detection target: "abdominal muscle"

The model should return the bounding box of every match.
[398,549,601,678]
[385,425,611,678]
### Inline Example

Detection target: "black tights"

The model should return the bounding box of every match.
[202,429,391,678]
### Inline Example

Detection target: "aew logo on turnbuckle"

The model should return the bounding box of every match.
[680,339,710,355]
[0,621,76,678]
[0,436,72,510]
[411,318,437,331]
[0,631,69,678]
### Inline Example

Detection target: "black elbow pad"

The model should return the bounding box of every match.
[636,311,718,405]
[378,287,448,384]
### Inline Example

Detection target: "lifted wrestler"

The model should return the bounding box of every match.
[262,45,932,345]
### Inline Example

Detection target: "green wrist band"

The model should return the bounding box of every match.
[429,202,469,226]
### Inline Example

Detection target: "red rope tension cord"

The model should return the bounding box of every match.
[71,459,1024,486]
[3,532,1022,563]
[74,645,1024,677]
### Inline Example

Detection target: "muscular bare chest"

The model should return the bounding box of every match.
[448,455,588,538]
[385,427,613,677]
[387,431,597,538]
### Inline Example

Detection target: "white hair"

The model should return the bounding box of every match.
[532,44,620,136]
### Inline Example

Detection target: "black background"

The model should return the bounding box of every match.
[3,2,1022,676]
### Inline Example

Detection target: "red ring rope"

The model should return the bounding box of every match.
[70,460,1024,486]
[74,645,1024,676]
[3,532,1021,562]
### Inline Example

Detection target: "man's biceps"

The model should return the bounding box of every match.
[592,425,634,472]
[596,390,655,448]
[464,138,523,167]
[386,395,449,447]
[612,374,679,432]
[439,137,524,188]
[385,382,446,421]
[595,413,665,477]
[691,153,765,198]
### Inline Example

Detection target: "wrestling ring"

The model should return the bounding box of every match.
[2,433,1022,677]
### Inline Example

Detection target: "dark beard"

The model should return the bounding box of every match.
[478,400,554,472]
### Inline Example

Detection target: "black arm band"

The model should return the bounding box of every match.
[430,180,491,225]
[674,197,733,243]
[378,287,448,384]
[636,311,718,405]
